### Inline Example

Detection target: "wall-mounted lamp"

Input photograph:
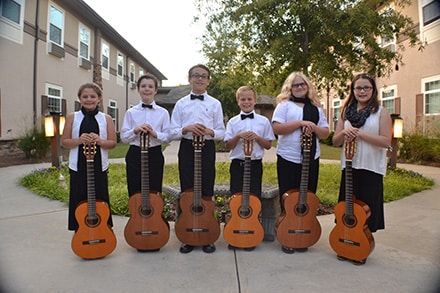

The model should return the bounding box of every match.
[389,114,403,168]
[44,112,65,167]
[393,116,403,139]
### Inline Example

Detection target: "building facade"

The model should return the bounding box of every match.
[0,0,166,142]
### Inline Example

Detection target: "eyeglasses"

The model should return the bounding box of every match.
[354,86,373,92]
[191,74,209,80]
[292,82,307,89]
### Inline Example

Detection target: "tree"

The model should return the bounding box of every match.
[195,0,423,113]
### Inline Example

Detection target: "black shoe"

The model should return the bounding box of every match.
[202,244,216,253]
[137,249,160,253]
[295,248,308,252]
[227,244,236,250]
[282,246,295,254]
[179,244,194,254]
[244,246,255,251]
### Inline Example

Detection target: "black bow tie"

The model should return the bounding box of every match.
[241,113,254,120]
[190,94,204,101]
[142,103,153,109]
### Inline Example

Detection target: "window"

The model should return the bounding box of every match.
[49,4,63,46]
[0,0,24,43]
[422,0,440,26]
[108,100,117,128]
[381,86,396,114]
[378,6,396,51]
[130,63,135,83]
[139,68,144,77]
[46,84,62,114]
[333,100,341,120]
[423,77,440,115]
[101,42,109,70]
[79,25,90,59]
[117,53,124,77]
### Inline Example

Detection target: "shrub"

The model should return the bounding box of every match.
[17,126,50,159]
[399,134,440,164]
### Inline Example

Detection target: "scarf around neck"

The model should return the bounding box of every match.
[290,96,319,161]
[78,106,102,173]
[346,101,375,128]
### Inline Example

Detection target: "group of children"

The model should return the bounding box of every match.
[61,64,391,262]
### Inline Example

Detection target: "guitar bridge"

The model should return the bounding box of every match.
[186,228,209,232]
[288,229,311,234]
[82,239,106,245]
[135,231,159,235]
[338,238,360,247]
[233,230,255,234]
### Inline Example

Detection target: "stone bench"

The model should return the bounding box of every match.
[162,184,279,242]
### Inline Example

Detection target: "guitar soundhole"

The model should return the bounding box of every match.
[140,206,153,217]
[86,215,101,227]
[295,203,308,216]
[191,204,204,215]
[239,207,251,218]
[343,214,357,228]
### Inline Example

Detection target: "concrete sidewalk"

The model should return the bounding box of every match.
[0,142,439,293]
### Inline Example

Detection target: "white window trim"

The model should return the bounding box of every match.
[101,41,110,80]
[0,0,25,44]
[78,23,90,60]
[380,85,397,114]
[419,0,440,43]
[422,75,440,115]
[45,83,63,114]
[108,100,117,128]
[48,2,64,47]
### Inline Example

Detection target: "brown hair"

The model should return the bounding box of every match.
[77,82,103,98]
[137,73,159,89]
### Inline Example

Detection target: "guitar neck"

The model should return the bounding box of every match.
[140,146,150,207]
[345,160,354,216]
[299,148,311,205]
[86,159,97,219]
[193,148,202,206]
[241,156,251,209]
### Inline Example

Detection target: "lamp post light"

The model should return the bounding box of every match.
[44,112,65,168]
[389,113,403,168]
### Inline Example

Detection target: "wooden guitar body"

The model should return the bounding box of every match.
[223,192,264,248]
[124,133,170,250]
[275,130,321,249]
[329,198,375,262]
[276,189,322,249]
[174,189,220,246]
[71,199,116,259]
[124,191,170,250]
[223,139,264,248]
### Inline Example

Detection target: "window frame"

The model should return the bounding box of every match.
[48,3,64,47]
[380,85,397,114]
[108,100,117,128]
[422,75,440,115]
[101,42,110,71]
[45,83,63,114]
[0,0,24,44]
[117,52,124,78]
[78,24,90,60]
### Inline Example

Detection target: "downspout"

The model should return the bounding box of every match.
[33,0,40,124]
[125,55,129,111]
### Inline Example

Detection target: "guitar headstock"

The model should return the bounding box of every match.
[243,139,254,157]
[192,135,205,150]
[344,138,357,160]
[140,132,150,151]
[301,128,313,150]
[83,142,97,161]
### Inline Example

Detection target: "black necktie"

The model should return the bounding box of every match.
[190,94,204,100]
[142,103,153,109]
[241,113,254,120]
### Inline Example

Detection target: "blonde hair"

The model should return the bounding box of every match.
[236,85,257,101]
[276,72,320,107]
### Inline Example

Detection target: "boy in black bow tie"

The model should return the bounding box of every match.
[224,86,275,236]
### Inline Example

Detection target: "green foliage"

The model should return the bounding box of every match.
[195,0,423,116]
[398,134,440,164]
[17,126,50,159]
[319,131,334,146]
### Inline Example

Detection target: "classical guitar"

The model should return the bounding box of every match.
[275,128,321,249]
[223,139,264,248]
[71,142,117,259]
[175,135,220,246]
[329,138,375,262]
[124,132,170,251]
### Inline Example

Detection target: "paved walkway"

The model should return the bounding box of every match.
[0,141,439,293]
